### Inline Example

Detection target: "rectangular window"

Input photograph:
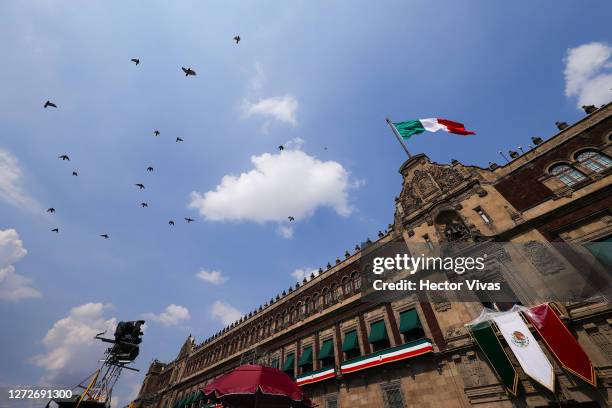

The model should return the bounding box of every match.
[282,353,295,377]
[381,381,406,408]
[298,346,313,374]
[326,394,339,408]
[342,330,361,360]
[474,206,492,224]
[318,339,335,368]
[368,320,390,351]
[399,309,425,343]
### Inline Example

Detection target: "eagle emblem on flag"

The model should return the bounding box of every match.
[511,331,529,347]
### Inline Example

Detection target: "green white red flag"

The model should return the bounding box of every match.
[493,312,555,392]
[524,304,596,386]
[393,118,476,140]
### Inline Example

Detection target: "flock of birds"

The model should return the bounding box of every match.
[43,34,297,239]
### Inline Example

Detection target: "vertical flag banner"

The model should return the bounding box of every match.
[524,304,596,386]
[493,312,555,392]
[469,321,519,395]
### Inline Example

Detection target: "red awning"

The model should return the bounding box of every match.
[202,364,314,408]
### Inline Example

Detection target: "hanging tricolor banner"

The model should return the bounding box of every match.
[296,367,336,386]
[393,118,476,140]
[340,339,433,375]
[524,304,596,386]
[468,321,519,395]
[493,312,555,392]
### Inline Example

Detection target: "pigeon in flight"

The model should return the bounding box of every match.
[176,137,184,142]
[47,208,56,213]
[184,217,194,223]
[131,58,140,65]
[288,216,295,222]
[140,202,148,208]
[44,100,57,108]
[147,166,154,172]
[135,183,145,190]
[233,36,241,44]
[168,220,175,226]
[58,155,70,161]
[72,170,78,176]
[181,67,197,76]
[154,130,160,136]
[51,228,59,233]
[100,234,109,239]
[278,145,284,151]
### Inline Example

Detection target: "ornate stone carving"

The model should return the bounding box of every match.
[524,241,565,276]
[431,166,464,190]
[413,170,439,198]
[399,186,422,215]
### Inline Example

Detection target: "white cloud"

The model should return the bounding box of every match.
[211,301,242,326]
[564,42,612,108]
[291,267,319,282]
[30,302,117,385]
[276,225,294,239]
[188,149,354,234]
[196,269,228,285]
[242,95,298,126]
[143,304,191,326]
[0,228,41,302]
[0,149,41,211]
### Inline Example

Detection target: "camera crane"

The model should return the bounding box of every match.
[45,320,145,408]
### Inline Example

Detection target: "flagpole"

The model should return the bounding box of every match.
[385,118,412,158]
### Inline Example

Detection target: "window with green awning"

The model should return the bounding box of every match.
[318,339,334,360]
[399,309,422,333]
[341,330,359,352]
[271,357,279,368]
[298,346,313,367]
[368,320,388,344]
[282,353,295,372]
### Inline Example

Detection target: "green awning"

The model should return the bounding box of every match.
[342,330,359,352]
[587,239,612,267]
[318,339,334,360]
[172,400,180,408]
[368,320,388,343]
[298,346,313,367]
[194,391,204,401]
[282,353,295,371]
[399,309,422,333]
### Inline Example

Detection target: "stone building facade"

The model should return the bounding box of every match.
[134,103,612,408]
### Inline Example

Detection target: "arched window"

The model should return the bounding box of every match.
[323,288,332,306]
[304,297,311,315]
[576,150,612,173]
[298,302,305,319]
[312,293,320,311]
[351,272,361,292]
[342,276,352,295]
[549,163,586,186]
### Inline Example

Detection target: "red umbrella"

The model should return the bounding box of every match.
[202,364,314,408]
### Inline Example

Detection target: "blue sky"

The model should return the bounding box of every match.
[1,1,611,407]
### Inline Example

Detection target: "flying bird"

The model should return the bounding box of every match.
[233,35,241,44]
[58,155,70,161]
[154,130,160,136]
[140,202,148,208]
[147,166,154,172]
[288,216,295,222]
[44,100,57,108]
[184,217,194,223]
[168,220,175,226]
[176,137,184,142]
[131,58,140,65]
[47,208,56,213]
[72,170,78,176]
[278,145,284,151]
[51,228,59,233]
[181,67,197,76]
[135,183,145,190]
[100,234,109,239]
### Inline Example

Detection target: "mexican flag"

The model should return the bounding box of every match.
[393,118,475,140]
[493,312,555,392]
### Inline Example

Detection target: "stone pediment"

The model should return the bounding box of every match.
[396,155,468,216]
